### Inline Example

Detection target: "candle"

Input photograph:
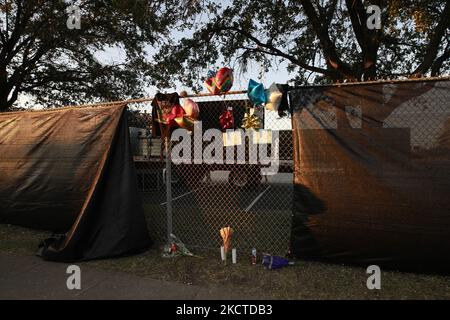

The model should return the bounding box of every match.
[232,248,237,264]
[220,246,225,261]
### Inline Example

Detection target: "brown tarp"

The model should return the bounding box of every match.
[289,79,450,272]
[0,104,151,262]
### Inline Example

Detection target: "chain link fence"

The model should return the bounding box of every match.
[6,77,447,258]
[127,92,293,255]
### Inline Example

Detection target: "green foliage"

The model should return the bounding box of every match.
[0,0,188,109]
[1,1,449,109]
[150,0,450,89]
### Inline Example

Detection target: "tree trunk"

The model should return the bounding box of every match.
[0,66,9,112]
[363,49,378,80]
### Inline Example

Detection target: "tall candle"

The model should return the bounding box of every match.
[220,246,225,261]
[232,248,237,264]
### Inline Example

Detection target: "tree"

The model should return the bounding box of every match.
[0,0,191,111]
[150,0,450,90]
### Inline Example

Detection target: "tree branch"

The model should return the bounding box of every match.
[413,0,450,75]
[300,0,357,79]
[220,25,336,77]
[431,46,450,76]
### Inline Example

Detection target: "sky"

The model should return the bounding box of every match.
[90,43,294,131]
[95,38,294,98]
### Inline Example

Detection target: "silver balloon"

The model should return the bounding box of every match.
[265,83,283,111]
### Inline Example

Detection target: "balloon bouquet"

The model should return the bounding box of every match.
[204,67,236,131]
[151,91,201,161]
[244,79,285,130]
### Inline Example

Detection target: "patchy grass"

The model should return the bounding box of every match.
[0,224,50,255]
[1,224,449,299]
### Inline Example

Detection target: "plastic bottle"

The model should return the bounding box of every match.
[251,248,257,265]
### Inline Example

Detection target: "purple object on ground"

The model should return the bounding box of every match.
[262,254,293,270]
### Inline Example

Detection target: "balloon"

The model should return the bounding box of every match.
[265,83,283,111]
[204,77,220,95]
[167,104,185,128]
[219,109,235,131]
[207,70,217,79]
[175,116,196,131]
[182,98,200,120]
[248,79,267,106]
[215,67,234,93]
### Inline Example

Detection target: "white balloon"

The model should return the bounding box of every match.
[265,83,283,111]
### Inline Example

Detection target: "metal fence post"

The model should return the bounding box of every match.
[165,135,173,244]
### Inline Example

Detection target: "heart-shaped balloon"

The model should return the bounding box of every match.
[175,116,196,131]
[182,98,200,120]
[167,104,185,128]
[205,77,220,95]
[215,67,234,93]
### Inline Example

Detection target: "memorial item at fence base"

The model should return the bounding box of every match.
[289,79,450,273]
[248,79,267,106]
[163,234,195,258]
[220,246,226,261]
[262,254,293,270]
[251,248,257,265]
[219,107,235,131]
[220,227,233,256]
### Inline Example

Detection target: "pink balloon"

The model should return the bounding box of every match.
[182,98,200,120]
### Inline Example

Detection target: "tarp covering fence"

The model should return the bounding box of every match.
[289,79,450,272]
[1,78,450,271]
[0,104,151,262]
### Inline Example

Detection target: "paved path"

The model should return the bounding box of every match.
[0,253,249,300]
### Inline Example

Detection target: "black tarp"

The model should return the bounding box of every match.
[0,104,151,262]
[289,79,450,273]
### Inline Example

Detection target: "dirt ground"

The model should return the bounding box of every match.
[1,224,449,300]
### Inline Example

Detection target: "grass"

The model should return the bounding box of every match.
[143,203,292,255]
[1,223,450,299]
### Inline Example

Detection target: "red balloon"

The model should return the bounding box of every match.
[167,104,185,127]
[219,109,235,131]
[215,68,234,93]
[205,77,220,95]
